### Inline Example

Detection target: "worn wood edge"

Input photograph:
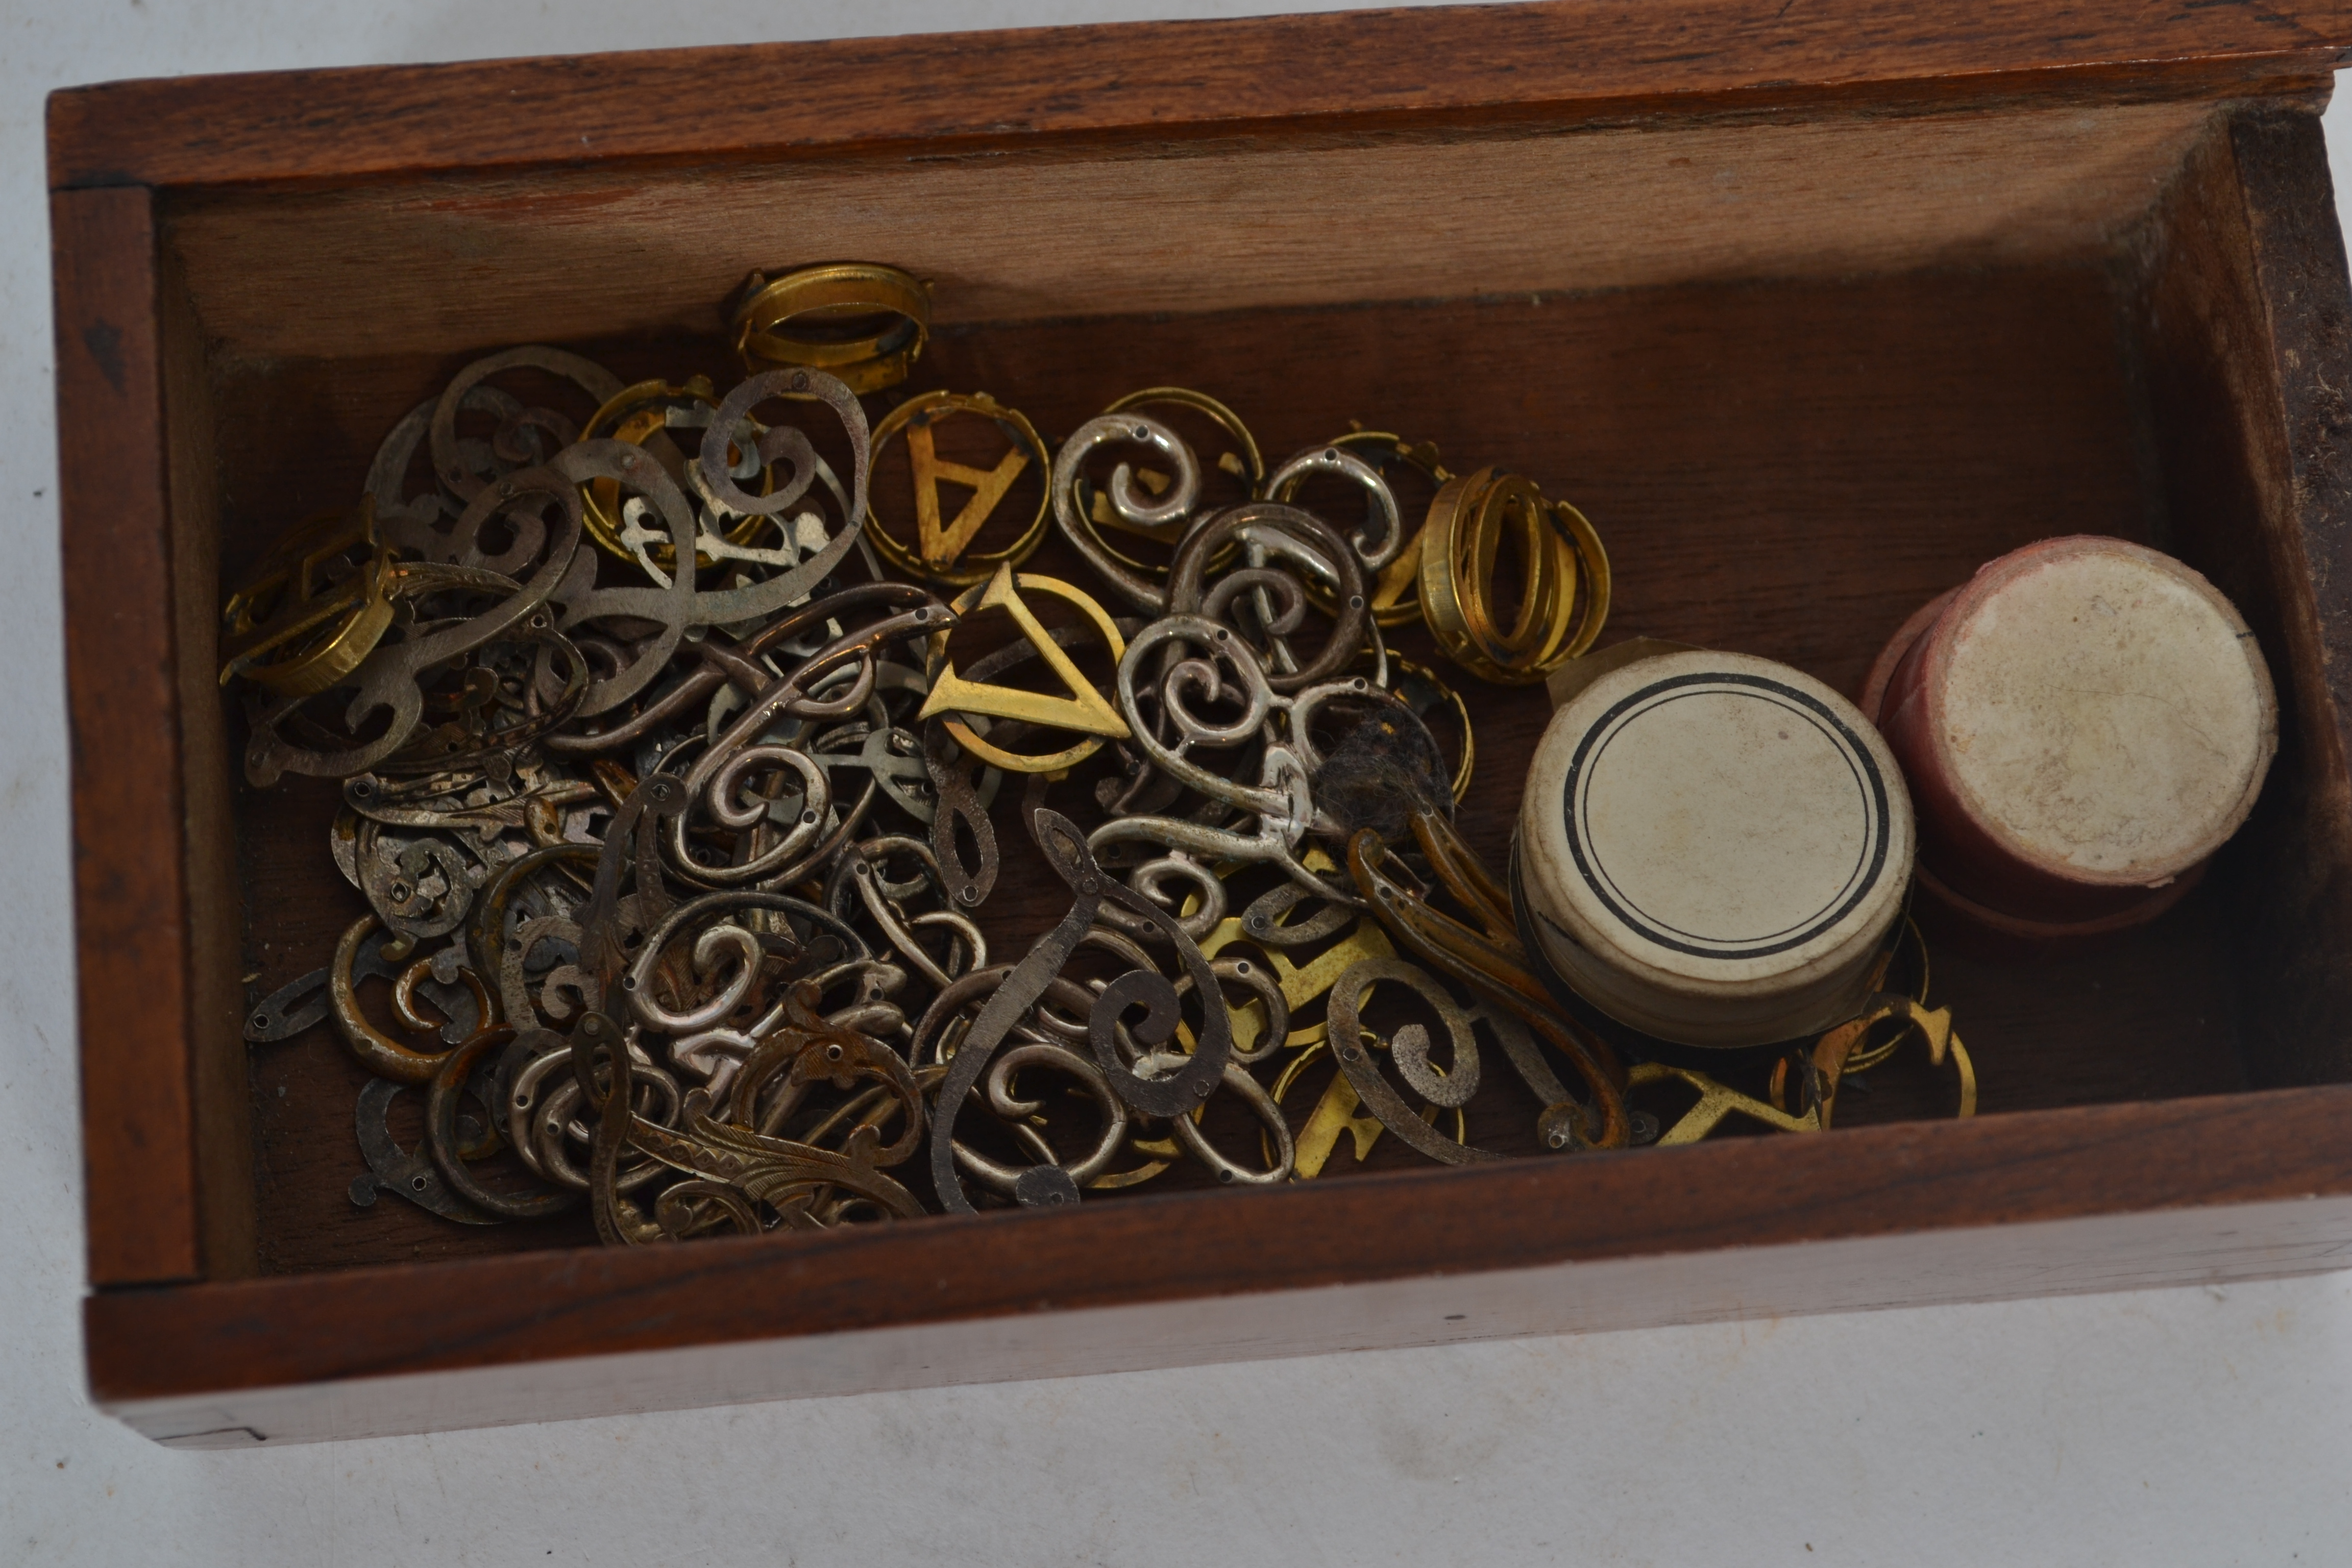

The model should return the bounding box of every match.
[2235,111,2352,851]
[2227,107,2352,1087]
[42,0,2352,191]
[2205,108,2352,1091]
[53,186,205,1285]
[84,1085,2352,1406]
[104,1190,2352,1447]
[2121,105,2352,1087]
[2119,122,2309,1079]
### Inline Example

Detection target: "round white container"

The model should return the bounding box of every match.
[1517,648,1915,1047]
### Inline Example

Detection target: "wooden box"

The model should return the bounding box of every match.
[52,1,2352,1447]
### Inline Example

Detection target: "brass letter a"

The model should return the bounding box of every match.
[911,418,1031,571]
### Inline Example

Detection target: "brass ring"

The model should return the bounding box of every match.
[1382,652,1476,804]
[218,502,399,696]
[730,262,931,394]
[1419,466,1610,684]
[1418,468,1486,672]
[1456,473,1565,667]
[1552,496,1611,662]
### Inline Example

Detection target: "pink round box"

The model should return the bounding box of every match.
[1861,535,2276,959]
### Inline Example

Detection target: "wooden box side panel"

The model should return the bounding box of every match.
[42,0,2352,192]
[83,1085,2352,1421]
[101,1191,2352,1447]
[160,228,256,1280]
[163,101,2223,362]
[2132,106,2352,1086]
[52,186,205,1286]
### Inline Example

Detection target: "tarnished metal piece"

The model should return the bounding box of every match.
[351,1079,498,1224]
[924,808,1233,1214]
[1265,442,1405,573]
[246,546,582,786]
[1324,957,1502,1166]
[925,721,999,909]
[1350,822,1629,1152]
[549,391,870,718]
[427,1025,582,1219]
[1167,504,1368,692]
[229,314,1981,1255]
[245,968,330,1044]
[328,915,494,1084]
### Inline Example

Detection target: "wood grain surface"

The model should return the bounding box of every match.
[2232,107,2352,1088]
[2135,108,2352,1090]
[162,101,2219,360]
[161,240,259,1280]
[87,1083,2352,1407]
[104,1190,2352,1444]
[52,188,207,1286]
[44,0,2352,192]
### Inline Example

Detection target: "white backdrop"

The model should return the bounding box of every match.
[8,5,2352,1562]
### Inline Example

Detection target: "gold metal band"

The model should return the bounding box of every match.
[1418,465,1610,684]
[218,502,400,697]
[730,262,932,394]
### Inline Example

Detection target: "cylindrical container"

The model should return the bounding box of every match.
[1517,648,1915,1048]
[1866,535,2275,951]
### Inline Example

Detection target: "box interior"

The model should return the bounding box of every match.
[151,98,2345,1278]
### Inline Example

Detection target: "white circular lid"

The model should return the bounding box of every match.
[1930,540,2275,884]
[1520,649,1913,1031]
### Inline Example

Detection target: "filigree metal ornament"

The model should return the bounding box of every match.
[1051,413,1205,615]
[221,284,1981,1259]
[924,808,1233,1215]
[246,543,582,787]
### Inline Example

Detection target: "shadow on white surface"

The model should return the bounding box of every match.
[5,6,2352,1563]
